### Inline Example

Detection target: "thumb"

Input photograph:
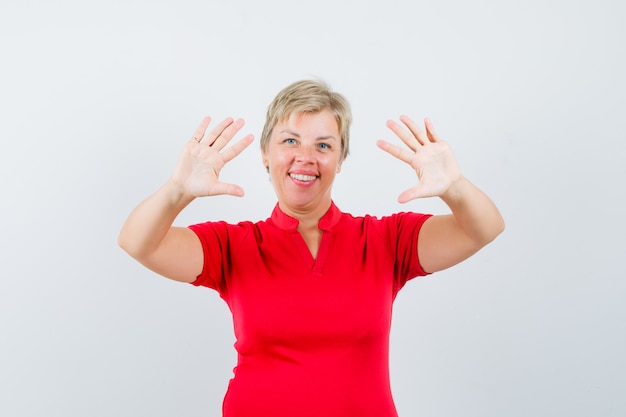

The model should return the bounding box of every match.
[210,182,246,197]
[397,184,434,203]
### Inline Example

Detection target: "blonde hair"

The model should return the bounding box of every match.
[260,79,352,162]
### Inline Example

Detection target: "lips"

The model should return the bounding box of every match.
[289,173,317,182]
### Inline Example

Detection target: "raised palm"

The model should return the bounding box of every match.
[377,116,462,203]
[171,116,254,198]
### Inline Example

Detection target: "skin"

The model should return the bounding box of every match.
[377,115,504,272]
[118,111,504,283]
[262,111,344,258]
[118,117,253,283]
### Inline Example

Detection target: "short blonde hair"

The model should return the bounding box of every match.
[260,79,352,162]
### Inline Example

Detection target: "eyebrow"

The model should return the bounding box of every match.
[279,129,338,141]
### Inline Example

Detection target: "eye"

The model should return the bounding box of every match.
[283,138,297,145]
[318,142,331,150]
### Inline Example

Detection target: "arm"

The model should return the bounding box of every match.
[118,116,254,282]
[377,115,504,273]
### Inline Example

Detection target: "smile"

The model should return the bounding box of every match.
[289,173,317,182]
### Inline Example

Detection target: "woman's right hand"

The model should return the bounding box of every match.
[171,116,254,198]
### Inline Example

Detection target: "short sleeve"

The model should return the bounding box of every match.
[387,212,433,294]
[187,221,251,293]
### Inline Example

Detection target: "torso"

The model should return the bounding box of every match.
[188,203,432,417]
[298,227,322,259]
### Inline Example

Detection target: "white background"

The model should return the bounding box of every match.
[1,0,625,416]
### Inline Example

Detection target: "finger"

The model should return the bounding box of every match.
[204,117,235,146]
[398,188,414,204]
[398,184,430,203]
[398,187,418,204]
[212,118,246,151]
[221,134,254,163]
[399,115,429,145]
[191,116,212,143]
[376,139,414,165]
[386,120,421,151]
[211,181,246,197]
[424,118,439,142]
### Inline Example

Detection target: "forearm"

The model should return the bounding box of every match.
[440,176,505,245]
[118,179,195,260]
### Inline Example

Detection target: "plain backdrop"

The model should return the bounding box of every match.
[1,0,625,416]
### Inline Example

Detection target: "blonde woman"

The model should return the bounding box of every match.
[119,79,504,417]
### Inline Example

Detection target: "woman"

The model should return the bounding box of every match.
[118,79,504,417]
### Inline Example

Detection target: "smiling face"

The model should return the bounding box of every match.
[262,109,343,218]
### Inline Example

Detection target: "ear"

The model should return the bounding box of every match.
[336,160,343,174]
[261,151,269,172]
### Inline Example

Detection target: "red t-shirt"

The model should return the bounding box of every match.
[189,202,431,417]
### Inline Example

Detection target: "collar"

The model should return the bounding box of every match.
[269,201,343,231]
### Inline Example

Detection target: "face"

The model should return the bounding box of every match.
[262,109,343,217]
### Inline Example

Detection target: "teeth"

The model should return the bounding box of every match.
[290,173,317,181]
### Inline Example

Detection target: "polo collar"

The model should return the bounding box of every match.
[269,201,342,231]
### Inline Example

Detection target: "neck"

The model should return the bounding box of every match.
[279,198,332,232]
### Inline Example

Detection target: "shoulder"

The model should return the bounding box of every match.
[188,219,265,241]
[332,210,431,250]
[338,210,431,229]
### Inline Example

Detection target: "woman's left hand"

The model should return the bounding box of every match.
[377,115,462,203]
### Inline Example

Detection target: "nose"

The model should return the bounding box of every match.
[295,145,314,163]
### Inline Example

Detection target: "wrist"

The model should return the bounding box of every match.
[163,178,196,207]
[440,176,470,205]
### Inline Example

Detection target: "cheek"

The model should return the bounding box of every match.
[267,151,295,174]
[321,155,342,172]
[272,152,291,167]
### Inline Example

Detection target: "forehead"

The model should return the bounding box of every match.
[276,110,339,135]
